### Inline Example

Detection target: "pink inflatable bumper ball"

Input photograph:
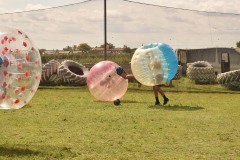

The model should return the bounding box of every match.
[87,61,128,101]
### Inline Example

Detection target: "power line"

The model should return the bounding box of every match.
[122,0,240,16]
[1,0,239,16]
[0,0,94,16]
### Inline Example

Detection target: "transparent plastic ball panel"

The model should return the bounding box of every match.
[0,26,42,109]
[131,43,178,86]
[87,61,128,101]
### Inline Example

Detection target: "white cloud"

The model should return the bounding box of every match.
[0,0,239,49]
[132,0,240,14]
[25,4,50,10]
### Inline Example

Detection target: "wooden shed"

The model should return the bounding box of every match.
[176,47,240,75]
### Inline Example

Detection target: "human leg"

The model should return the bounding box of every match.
[167,80,174,87]
[169,80,174,87]
[155,85,169,105]
[153,86,160,105]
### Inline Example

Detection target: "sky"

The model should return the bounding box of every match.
[0,0,239,50]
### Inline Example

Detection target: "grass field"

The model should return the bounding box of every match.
[0,79,240,159]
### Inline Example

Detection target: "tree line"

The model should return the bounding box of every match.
[39,43,134,54]
[39,41,240,55]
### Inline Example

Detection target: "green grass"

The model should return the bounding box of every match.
[0,80,240,159]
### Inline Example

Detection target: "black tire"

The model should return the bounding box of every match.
[187,61,216,84]
[58,60,89,85]
[217,69,240,90]
[41,59,60,83]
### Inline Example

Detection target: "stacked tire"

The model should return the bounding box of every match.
[187,61,216,84]
[58,60,89,85]
[40,59,89,86]
[217,69,240,90]
[41,59,61,85]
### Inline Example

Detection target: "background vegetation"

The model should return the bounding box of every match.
[237,41,240,48]
[40,40,240,64]
[41,52,134,64]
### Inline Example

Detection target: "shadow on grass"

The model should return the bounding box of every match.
[121,100,145,103]
[0,146,41,157]
[95,100,145,104]
[149,104,204,111]
[0,145,76,158]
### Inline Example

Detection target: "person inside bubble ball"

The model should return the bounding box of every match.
[145,52,169,105]
[115,66,141,87]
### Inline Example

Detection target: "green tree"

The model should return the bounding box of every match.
[236,41,240,48]
[39,48,46,55]
[73,45,78,51]
[123,45,132,53]
[77,43,91,53]
[100,43,115,49]
[63,46,73,51]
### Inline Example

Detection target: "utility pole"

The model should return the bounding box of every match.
[104,0,107,60]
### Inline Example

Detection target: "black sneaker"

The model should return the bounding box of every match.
[155,101,160,105]
[163,98,169,105]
